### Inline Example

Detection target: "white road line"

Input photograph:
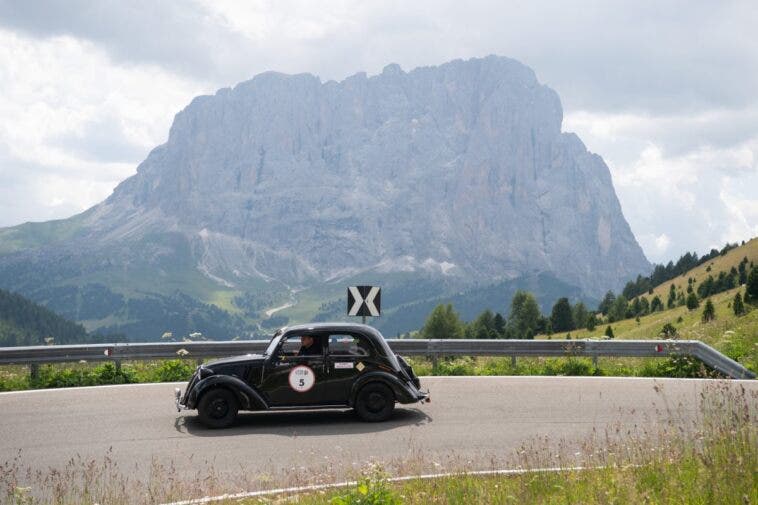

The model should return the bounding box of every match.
[160,465,627,505]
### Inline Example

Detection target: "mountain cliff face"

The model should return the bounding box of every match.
[0,56,649,339]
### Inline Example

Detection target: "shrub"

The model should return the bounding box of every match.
[733,292,746,316]
[701,299,715,322]
[330,473,401,505]
[685,292,699,310]
[148,360,195,382]
[660,323,678,339]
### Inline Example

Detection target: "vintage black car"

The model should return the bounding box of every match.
[175,323,429,428]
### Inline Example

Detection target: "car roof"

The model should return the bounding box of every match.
[280,322,385,340]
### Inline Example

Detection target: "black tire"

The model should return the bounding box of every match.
[355,382,395,422]
[197,388,238,428]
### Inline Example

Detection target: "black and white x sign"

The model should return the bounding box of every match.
[347,286,381,317]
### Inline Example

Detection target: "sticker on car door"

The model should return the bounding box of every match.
[288,365,315,392]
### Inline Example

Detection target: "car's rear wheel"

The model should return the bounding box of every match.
[355,383,395,422]
[198,388,238,428]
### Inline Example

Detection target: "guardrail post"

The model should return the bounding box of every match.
[427,339,439,372]
[114,360,122,373]
[30,363,39,382]
[592,356,598,368]
[511,355,516,368]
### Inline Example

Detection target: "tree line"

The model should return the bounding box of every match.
[621,242,740,300]
[418,261,758,339]
[0,287,132,347]
[419,290,599,339]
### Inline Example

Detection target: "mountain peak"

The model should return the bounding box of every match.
[0,55,649,339]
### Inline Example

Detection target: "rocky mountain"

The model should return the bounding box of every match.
[0,56,649,340]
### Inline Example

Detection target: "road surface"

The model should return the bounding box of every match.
[1,376,752,493]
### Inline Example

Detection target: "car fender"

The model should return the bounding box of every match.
[349,371,417,406]
[190,375,268,411]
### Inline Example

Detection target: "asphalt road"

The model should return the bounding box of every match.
[1,376,753,490]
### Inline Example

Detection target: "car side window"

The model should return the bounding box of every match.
[279,335,325,357]
[328,334,372,357]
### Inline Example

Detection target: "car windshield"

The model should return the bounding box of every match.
[264,330,284,356]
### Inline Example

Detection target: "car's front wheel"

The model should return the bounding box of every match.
[198,388,238,428]
[355,383,395,422]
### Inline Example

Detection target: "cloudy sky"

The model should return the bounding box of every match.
[0,0,756,264]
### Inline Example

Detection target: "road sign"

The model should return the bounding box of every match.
[347,286,381,317]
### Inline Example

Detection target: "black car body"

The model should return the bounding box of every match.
[175,323,429,428]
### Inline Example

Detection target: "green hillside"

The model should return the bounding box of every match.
[0,287,91,346]
[647,237,757,301]
[535,238,758,373]
[540,285,757,372]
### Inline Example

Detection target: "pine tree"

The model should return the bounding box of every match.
[733,292,746,316]
[507,290,542,339]
[493,312,506,337]
[746,266,758,303]
[738,258,748,285]
[469,309,497,339]
[639,296,650,315]
[550,298,574,332]
[650,295,663,312]
[598,291,616,315]
[608,295,628,322]
[586,313,596,331]
[701,299,715,322]
[667,284,677,309]
[421,303,463,339]
[677,292,686,307]
[572,302,589,330]
[686,292,699,310]
[604,325,614,339]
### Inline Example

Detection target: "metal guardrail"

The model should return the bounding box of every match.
[0,338,753,379]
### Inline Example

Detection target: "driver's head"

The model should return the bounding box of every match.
[300,335,314,348]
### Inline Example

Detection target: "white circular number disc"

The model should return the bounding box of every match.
[288,365,315,393]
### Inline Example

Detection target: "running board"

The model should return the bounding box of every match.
[264,404,350,411]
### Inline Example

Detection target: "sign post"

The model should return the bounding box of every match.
[347,285,381,324]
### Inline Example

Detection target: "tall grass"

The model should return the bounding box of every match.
[249,381,757,504]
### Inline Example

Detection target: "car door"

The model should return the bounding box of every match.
[322,332,374,404]
[260,334,328,406]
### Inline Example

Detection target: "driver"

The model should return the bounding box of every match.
[297,335,322,356]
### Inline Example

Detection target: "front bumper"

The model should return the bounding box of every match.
[400,380,430,404]
[175,388,187,412]
[417,388,431,403]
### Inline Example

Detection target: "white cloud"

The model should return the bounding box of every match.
[0,29,210,226]
[654,234,671,254]
[566,109,758,263]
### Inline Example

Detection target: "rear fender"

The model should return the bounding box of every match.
[190,375,268,411]
[349,371,417,406]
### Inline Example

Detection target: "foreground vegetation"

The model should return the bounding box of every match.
[0,359,195,392]
[2,381,754,504]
